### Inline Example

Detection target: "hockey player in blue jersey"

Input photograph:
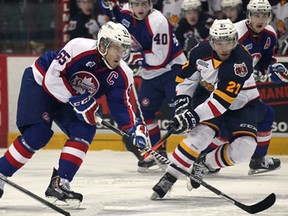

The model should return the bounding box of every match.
[0,22,149,208]
[221,0,246,23]
[175,0,214,56]
[203,0,288,175]
[101,0,187,172]
[151,19,261,199]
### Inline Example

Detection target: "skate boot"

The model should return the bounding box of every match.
[0,173,6,198]
[137,151,167,173]
[248,156,281,175]
[150,172,177,200]
[45,168,83,209]
[137,157,157,173]
[187,154,210,191]
[207,167,221,175]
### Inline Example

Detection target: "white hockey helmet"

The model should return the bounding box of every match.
[97,21,131,68]
[221,0,242,8]
[247,0,272,22]
[209,19,238,50]
[181,0,202,11]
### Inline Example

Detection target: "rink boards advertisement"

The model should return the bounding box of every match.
[0,55,288,149]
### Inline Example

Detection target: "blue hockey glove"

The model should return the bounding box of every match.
[127,122,149,149]
[169,109,199,134]
[268,63,288,84]
[174,95,192,114]
[69,92,99,125]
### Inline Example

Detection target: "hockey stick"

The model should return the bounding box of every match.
[147,148,276,214]
[0,176,102,216]
[0,175,70,216]
[95,115,173,158]
[130,83,168,170]
[97,118,276,214]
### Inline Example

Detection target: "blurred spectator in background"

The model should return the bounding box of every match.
[221,0,246,23]
[271,0,288,55]
[201,0,224,19]
[175,0,214,56]
[68,0,100,39]
[152,0,164,10]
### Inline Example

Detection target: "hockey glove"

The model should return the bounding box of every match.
[127,122,149,149]
[127,52,143,66]
[169,109,199,134]
[268,63,288,84]
[69,92,99,125]
[174,95,192,114]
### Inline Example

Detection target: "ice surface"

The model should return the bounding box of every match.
[0,149,287,216]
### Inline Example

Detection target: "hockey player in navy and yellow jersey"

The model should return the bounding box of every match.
[204,0,288,175]
[0,22,149,207]
[101,0,187,172]
[151,19,262,199]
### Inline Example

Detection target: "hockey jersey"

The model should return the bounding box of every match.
[31,38,135,130]
[175,41,259,122]
[102,2,187,79]
[235,19,277,73]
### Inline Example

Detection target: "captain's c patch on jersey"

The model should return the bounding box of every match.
[233,62,248,77]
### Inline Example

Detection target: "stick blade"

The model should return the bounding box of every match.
[237,193,276,214]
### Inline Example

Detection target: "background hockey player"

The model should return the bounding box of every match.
[175,0,214,56]
[151,19,261,199]
[68,0,100,39]
[101,0,187,172]
[221,0,246,23]
[0,22,149,208]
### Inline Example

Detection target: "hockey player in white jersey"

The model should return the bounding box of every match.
[101,0,187,172]
[151,19,261,199]
[0,22,149,207]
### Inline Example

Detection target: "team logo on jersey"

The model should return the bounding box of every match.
[141,98,150,107]
[245,43,253,50]
[42,112,51,122]
[69,71,99,95]
[68,21,77,31]
[196,59,209,69]
[122,19,130,29]
[86,61,96,68]
[264,37,271,49]
[234,62,248,77]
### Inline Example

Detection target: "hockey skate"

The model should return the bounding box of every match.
[187,155,211,191]
[150,172,177,200]
[248,156,281,175]
[45,168,83,209]
[137,151,167,173]
[0,173,6,198]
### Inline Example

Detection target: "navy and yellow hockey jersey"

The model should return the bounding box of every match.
[175,40,259,122]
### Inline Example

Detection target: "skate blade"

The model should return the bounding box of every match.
[150,192,160,200]
[248,166,281,175]
[46,196,81,209]
[137,165,165,173]
[186,166,193,191]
